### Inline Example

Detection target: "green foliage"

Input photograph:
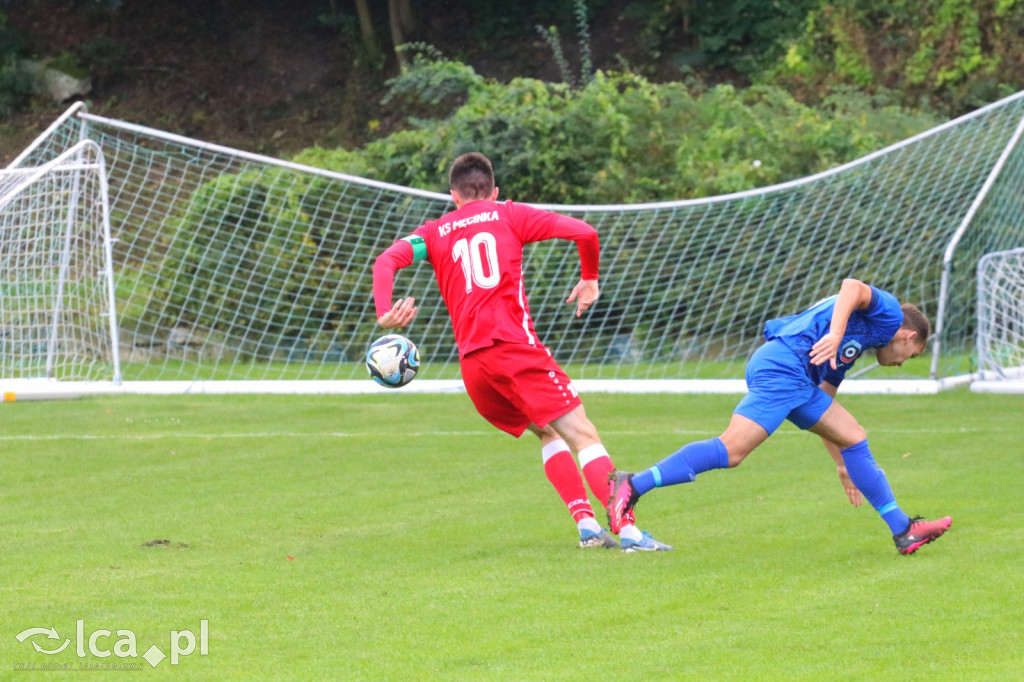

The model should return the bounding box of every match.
[297,61,940,203]
[621,0,817,75]
[383,43,484,118]
[533,0,594,88]
[140,160,446,364]
[761,0,1024,114]
[141,169,347,359]
[574,0,594,83]
[0,10,30,116]
[155,52,942,356]
[457,0,579,42]
[76,36,128,85]
[47,51,89,79]
[534,24,577,87]
[689,0,820,74]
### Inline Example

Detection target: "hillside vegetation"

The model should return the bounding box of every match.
[3,0,1024,200]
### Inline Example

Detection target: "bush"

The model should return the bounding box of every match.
[295,59,940,203]
[0,10,31,116]
[144,58,950,367]
[141,169,340,358]
[760,0,1024,114]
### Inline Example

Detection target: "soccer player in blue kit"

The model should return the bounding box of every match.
[607,278,952,555]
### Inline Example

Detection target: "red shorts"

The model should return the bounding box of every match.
[460,342,582,437]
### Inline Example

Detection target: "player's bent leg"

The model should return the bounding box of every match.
[805,399,866,449]
[548,407,622,513]
[529,422,566,448]
[538,436,596,522]
[577,442,615,505]
[546,404,600,453]
[528,425,615,548]
[544,411,667,549]
[807,404,911,532]
[629,414,763,501]
[717,413,771,467]
[606,415,763,535]
[808,403,952,553]
[544,409,667,550]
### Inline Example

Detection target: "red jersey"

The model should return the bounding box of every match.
[373,199,599,358]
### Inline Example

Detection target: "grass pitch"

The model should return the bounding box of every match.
[1,390,1021,679]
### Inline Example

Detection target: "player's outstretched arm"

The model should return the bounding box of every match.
[372,238,417,326]
[516,210,600,304]
[825,439,863,507]
[810,278,873,368]
[817,381,863,506]
[566,279,599,317]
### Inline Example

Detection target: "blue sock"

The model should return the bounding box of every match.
[840,439,911,534]
[632,438,729,496]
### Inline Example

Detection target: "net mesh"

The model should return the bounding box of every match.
[9,94,1024,386]
[0,141,117,382]
[977,247,1024,379]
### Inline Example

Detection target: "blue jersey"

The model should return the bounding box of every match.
[763,286,904,386]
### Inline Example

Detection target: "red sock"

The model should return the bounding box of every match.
[578,444,615,505]
[542,441,594,523]
[579,444,636,526]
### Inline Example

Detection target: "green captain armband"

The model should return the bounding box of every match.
[401,235,427,262]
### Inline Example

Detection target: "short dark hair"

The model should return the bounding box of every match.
[449,152,495,200]
[900,303,930,345]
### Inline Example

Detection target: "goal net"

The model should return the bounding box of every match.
[0,140,120,399]
[8,92,1024,394]
[973,247,1024,393]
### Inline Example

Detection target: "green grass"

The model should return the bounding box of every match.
[1,391,1021,679]
[118,351,967,382]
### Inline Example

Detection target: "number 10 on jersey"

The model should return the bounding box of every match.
[452,232,499,293]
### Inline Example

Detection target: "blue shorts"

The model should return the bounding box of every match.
[733,339,834,434]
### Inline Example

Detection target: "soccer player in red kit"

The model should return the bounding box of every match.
[372,152,671,551]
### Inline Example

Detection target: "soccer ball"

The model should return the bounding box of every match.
[365,334,419,388]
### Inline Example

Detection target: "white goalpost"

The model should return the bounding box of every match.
[6,93,1024,396]
[973,247,1024,393]
[0,140,121,401]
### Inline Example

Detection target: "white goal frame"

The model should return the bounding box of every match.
[1,139,122,401]
[8,93,1024,396]
[972,246,1024,394]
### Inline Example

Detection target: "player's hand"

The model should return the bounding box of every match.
[377,297,418,329]
[566,279,599,317]
[837,464,863,507]
[810,331,843,368]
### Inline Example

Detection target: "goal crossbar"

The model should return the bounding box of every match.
[7,91,1024,395]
